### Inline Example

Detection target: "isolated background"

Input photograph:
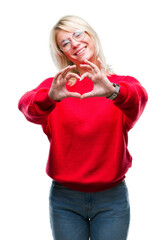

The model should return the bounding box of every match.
[1,0,165,239]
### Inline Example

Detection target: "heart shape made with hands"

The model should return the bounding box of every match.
[67,74,94,98]
[50,58,114,101]
[66,58,114,100]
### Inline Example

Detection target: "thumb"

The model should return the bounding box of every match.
[68,92,81,98]
[80,91,94,99]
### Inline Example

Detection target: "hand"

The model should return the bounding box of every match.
[48,65,81,101]
[79,58,115,99]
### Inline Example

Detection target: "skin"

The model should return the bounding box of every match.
[48,29,115,101]
[56,29,98,73]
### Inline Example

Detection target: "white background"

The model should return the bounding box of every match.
[0,0,166,239]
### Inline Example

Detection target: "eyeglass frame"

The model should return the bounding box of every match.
[58,30,86,52]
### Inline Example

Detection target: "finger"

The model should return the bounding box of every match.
[68,92,81,98]
[53,65,76,83]
[63,65,76,71]
[61,65,76,77]
[84,59,99,73]
[80,72,93,81]
[97,57,105,72]
[81,91,94,99]
[79,64,93,71]
[53,71,63,83]
[66,73,80,81]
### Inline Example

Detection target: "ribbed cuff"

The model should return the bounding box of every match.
[113,84,128,104]
[33,88,57,114]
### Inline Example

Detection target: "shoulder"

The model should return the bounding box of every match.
[28,77,54,92]
[36,77,54,89]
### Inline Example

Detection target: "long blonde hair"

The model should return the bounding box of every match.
[50,15,112,85]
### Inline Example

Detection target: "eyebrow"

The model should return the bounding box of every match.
[60,37,71,46]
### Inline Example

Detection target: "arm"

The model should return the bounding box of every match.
[18,66,81,124]
[18,78,57,124]
[79,59,148,131]
[113,75,148,130]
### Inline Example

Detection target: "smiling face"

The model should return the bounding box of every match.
[57,29,97,68]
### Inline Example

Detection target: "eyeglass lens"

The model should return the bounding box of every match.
[60,30,85,52]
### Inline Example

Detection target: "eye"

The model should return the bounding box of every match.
[73,31,84,39]
[62,40,70,48]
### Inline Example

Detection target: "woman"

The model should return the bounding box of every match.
[18,15,148,240]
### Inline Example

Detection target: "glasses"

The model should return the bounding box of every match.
[59,30,85,52]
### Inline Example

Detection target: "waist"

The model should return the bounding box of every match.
[51,176,126,193]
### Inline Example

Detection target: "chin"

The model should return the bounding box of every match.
[80,54,94,63]
[71,52,95,65]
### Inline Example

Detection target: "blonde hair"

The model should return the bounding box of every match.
[50,15,112,85]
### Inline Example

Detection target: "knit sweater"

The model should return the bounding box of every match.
[18,74,148,192]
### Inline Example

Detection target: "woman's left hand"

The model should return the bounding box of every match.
[79,58,115,99]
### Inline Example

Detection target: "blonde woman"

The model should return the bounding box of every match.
[18,15,148,240]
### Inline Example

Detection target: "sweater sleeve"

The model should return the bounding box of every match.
[113,76,148,131]
[18,78,57,125]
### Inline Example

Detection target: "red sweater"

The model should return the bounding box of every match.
[18,74,148,192]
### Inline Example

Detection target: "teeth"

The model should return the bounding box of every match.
[76,48,86,55]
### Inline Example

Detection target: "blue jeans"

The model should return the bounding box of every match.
[49,180,130,240]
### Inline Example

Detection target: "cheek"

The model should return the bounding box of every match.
[88,42,96,56]
[87,37,96,53]
[87,35,94,45]
[91,43,96,52]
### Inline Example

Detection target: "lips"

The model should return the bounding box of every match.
[75,46,87,56]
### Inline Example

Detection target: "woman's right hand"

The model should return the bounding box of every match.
[48,65,81,101]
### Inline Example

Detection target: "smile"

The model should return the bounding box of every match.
[75,47,87,56]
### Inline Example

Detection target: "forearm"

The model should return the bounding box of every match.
[113,76,148,130]
[18,88,56,124]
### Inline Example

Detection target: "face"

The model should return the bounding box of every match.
[57,29,97,66]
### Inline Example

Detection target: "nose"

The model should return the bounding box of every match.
[71,38,80,48]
